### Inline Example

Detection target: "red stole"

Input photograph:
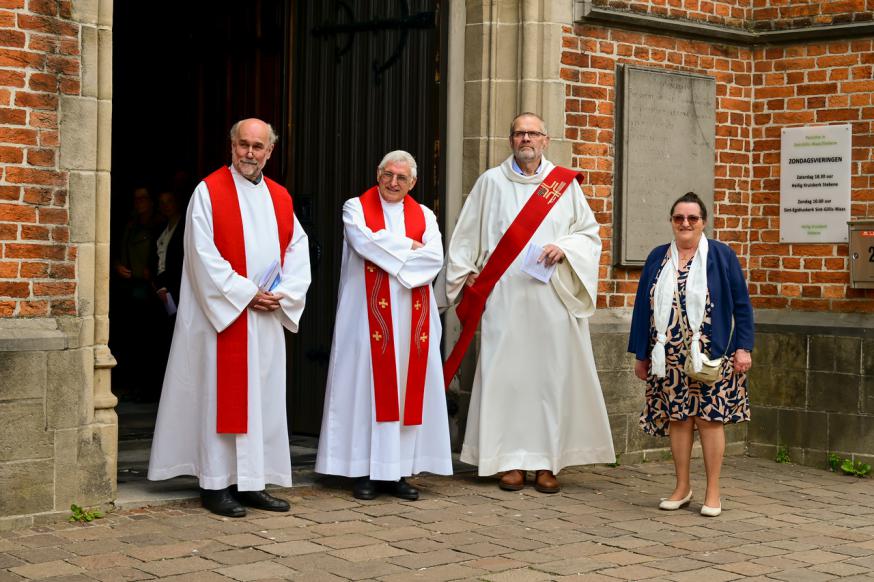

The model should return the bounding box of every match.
[443,166,583,387]
[359,186,430,425]
[204,166,295,434]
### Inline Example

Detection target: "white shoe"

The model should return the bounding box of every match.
[658,489,692,510]
[700,501,722,517]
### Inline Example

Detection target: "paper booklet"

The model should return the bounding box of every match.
[521,242,557,284]
[257,259,282,292]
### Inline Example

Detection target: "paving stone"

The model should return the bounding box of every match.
[89,567,155,581]
[329,542,408,562]
[256,540,326,557]
[390,549,473,569]
[216,561,296,581]
[8,560,84,579]
[135,556,219,577]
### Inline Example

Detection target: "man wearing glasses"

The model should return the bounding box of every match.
[444,113,615,493]
[316,150,452,500]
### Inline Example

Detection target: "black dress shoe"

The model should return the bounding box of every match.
[230,487,290,512]
[201,487,246,518]
[382,477,419,501]
[353,476,378,500]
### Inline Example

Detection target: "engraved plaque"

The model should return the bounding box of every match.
[616,66,716,266]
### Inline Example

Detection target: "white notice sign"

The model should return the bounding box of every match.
[780,125,851,243]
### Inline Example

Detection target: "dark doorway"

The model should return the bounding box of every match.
[110,0,443,443]
[289,0,442,434]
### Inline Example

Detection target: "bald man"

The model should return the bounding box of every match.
[149,119,311,517]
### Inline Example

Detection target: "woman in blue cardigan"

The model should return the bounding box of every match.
[628,192,754,517]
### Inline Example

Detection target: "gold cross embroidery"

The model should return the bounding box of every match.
[366,264,376,273]
[414,300,422,310]
[372,331,382,342]
[378,298,388,309]
[420,333,428,343]
[538,180,566,205]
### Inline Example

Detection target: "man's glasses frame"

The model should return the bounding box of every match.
[510,131,547,139]
[379,171,412,185]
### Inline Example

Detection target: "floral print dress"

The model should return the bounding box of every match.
[640,253,750,437]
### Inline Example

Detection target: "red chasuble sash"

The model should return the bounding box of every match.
[443,165,583,387]
[359,186,430,426]
[204,166,295,434]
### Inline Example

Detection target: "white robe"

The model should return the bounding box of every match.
[445,156,615,475]
[315,195,453,481]
[148,165,311,491]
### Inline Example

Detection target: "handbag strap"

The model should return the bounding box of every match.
[673,277,734,358]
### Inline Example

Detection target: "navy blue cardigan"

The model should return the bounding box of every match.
[628,240,755,361]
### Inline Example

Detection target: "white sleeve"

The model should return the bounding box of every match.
[342,197,414,277]
[274,213,312,332]
[396,205,444,289]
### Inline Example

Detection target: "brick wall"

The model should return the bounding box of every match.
[563,25,754,309]
[563,24,874,312]
[0,1,78,318]
[750,0,874,29]
[751,39,874,311]
[592,0,749,27]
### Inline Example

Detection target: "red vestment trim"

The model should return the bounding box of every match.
[442,165,583,387]
[204,166,295,434]
[359,186,430,425]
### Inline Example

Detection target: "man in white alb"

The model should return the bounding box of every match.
[315,150,452,500]
[444,113,614,493]
[148,118,311,517]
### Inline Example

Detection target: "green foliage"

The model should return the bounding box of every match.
[840,458,871,478]
[827,453,871,478]
[660,450,673,461]
[69,503,103,523]
[775,445,791,464]
[607,453,621,468]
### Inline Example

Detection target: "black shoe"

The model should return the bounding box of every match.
[230,486,290,512]
[201,487,246,518]
[382,478,419,501]
[353,477,378,500]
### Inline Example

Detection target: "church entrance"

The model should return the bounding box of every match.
[109,0,444,475]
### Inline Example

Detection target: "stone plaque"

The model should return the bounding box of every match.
[616,66,716,266]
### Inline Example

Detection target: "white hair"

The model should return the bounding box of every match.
[378,150,418,179]
[229,119,278,145]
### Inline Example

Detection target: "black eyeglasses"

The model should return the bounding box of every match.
[671,214,701,225]
[510,131,546,139]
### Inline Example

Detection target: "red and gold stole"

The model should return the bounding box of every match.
[203,166,295,434]
[359,186,430,426]
[443,166,583,387]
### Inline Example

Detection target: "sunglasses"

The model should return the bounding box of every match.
[671,214,701,225]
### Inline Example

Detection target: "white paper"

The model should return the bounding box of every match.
[257,259,281,292]
[164,292,177,316]
[521,242,556,284]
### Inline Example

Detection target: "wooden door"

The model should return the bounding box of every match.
[288,0,442,434]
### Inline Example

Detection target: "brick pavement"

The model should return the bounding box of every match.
[2,456,874,581]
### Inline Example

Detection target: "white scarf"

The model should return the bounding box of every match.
[651,236,709,377]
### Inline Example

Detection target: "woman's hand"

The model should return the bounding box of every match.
[734,349,752,374]
[634,358,650,381]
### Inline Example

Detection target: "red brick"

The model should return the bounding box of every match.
[28,111,56,129]
[0,70,25,90]
[0,185,20,202]
[14,91,57,110]
[37,208,66,224]
[0,281,28,297]
[33,281,74,296]
[21,187,52,205]
[0,300,13,316]
[0,146,22,163]
[19,261,48,277]
[0,261,17,277]
[0,203,35,222]
[0,107,26,125]
[16,14,78,37]
[25,148,54,167]
[0,126,37,145]
[20,224,48,240]
[5,167,65,186]
[27,0,57,15]
[817,108,859,121]
[18,299,47,316]
[49,298,75,315]
[28,72,57,92]
[3,242,65,260]
[48,262,73,279]
[0,223,16,239]
[59,77,79,95]
[0,48,45,69]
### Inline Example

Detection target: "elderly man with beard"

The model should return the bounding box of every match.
[149,118,311,517]
[443,112,615,493]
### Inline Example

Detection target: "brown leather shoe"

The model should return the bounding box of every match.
[499,470,525,491]
[534,470,561,494]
